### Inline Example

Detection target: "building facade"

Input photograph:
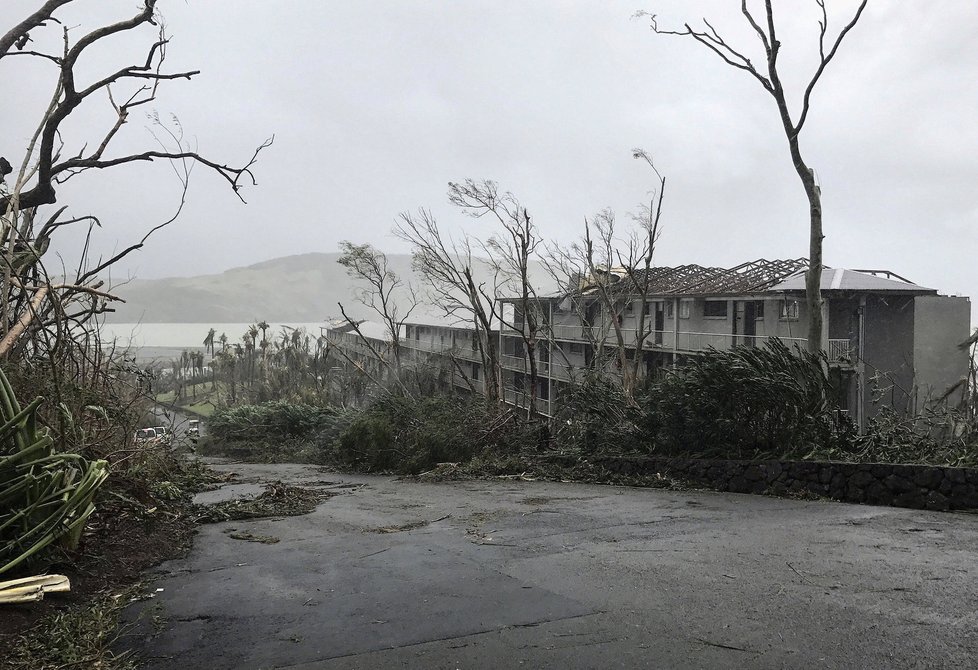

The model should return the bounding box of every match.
[326,259,971,431]
[497,260,970,429]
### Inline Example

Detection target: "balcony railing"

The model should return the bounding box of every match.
[502,389,551,416]
[450,371,485,393]
[502,333,857,376]
[828,338,856,363]
[499,354,578,382]
[400,338,482,362]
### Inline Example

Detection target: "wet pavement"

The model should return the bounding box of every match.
[121,460,978,669]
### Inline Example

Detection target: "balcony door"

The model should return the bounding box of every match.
[736,300,757,347]
[654,302,664,345]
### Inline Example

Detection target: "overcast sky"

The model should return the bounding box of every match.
[3,1,976,309]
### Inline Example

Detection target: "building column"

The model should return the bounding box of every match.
[672,298,680,367]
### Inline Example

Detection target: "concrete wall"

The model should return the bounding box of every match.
[543,455,978,512]
[913,295,971,404]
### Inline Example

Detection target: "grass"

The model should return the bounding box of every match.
[156,381,222,417]
[182,400,216,417]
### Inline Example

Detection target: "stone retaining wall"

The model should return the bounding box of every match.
[584,456,978,511]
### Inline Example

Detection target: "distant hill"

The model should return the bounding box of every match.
[104,252,555,324]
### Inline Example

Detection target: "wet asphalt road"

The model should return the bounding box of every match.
[122,461,978,669]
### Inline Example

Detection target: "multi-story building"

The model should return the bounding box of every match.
[497,259,971,429]
[326,259,970,431]
[400,321,490,395]
[326,318,493,397]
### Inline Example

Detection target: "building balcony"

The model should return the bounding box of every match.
[450,370,485,394]
[500,332,856,374]
[400,338,483,363]
[499,354,577,382]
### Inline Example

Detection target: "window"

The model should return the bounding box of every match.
[538,378,550,401]
[704,300,728,318]
[666,301,674,319]
[569,342,584,355]
[679,300,691,319]
[780,300,799,320]
[754,300,765,319]
[472,364,480,381]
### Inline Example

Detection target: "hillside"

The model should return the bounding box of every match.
[104,252,555,324]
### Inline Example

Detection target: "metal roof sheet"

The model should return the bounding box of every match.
[769,268,935,294]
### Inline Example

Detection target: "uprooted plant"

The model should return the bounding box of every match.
[0,366,108,576]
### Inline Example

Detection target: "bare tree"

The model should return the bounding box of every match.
[336,241,417,380]
[0,0,271,362]
[546,150,665,398]
[646,0,868,352]
[394,208,503,403]
[448,179,544,419]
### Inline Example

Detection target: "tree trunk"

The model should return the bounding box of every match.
[805,187,823,353]
[786,135,823,353]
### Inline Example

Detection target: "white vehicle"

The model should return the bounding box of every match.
[187,420,200,441]
[134,427,159,442]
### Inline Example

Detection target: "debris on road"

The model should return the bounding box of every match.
[194,481,332,523]
[367,514,451,534]
[224,530,280,544]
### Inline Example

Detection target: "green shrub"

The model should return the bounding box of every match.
[640,340,853,459]
[551,373,644,454]
[208,401,341,442]
[335,412,396,470]
[0,367,109,575]
[332,392,535,474]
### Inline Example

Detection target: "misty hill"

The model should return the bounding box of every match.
[105,252,556,324]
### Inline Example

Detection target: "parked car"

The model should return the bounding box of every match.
[134,427,159,442]
[187,420,200,441]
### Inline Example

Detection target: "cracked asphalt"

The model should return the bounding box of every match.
[121,461,978,669]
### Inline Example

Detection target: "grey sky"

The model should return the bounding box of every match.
[3,1,976,309]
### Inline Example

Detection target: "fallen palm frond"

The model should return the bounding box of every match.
[0,574,70,604]
[0,366,109,575]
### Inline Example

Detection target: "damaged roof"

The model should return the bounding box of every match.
[577,260,938,297]
[582,258,811,296]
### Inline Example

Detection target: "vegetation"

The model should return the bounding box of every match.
[203,333,977,473]
[333,393,538,474]
[642,341,851,459]
[208,401,347,442]
[5,587,142,670]
[193,481,331,524]
[0,368,109,575]
[0,0,270,664]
